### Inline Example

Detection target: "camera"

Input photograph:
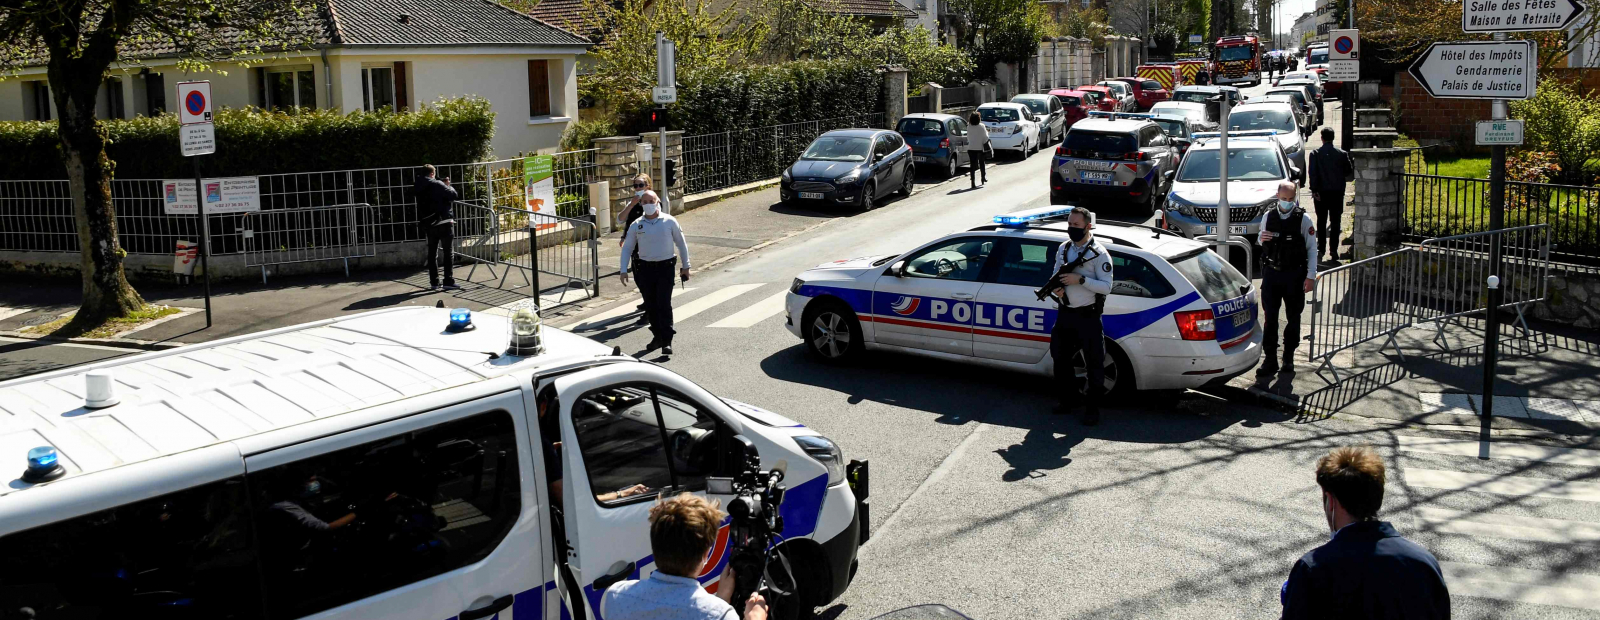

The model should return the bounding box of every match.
[707,436,796,619]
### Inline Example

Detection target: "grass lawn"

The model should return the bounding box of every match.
[22,305,183,339]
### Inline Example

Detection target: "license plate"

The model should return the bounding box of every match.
[1233,312,1251,327]
[913,156,928,163]
[1080,171,1113,181]
[1206,225,1248,234]
[799,192,824,200]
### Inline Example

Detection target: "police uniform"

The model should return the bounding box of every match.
[1049,236,1114,422]
[621,210,691,351]
[1257,201,1318,375]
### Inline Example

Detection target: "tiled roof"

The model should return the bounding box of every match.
[806,0,918,18]
[526,0,594,36]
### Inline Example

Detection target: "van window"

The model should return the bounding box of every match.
[249,410,521,620]
[572,384,721,506]
[0,477,266,619]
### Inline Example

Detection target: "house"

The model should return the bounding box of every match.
[0,0,591,158]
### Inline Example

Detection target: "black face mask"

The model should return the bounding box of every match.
[1068,226,1087,242]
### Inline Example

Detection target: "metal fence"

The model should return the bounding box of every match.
[241,203,379,283]
[680,113,887,195]
[907,94,932,114]
[450,199,599,307]
[941,86,977,110]
[1401,173,1600,266]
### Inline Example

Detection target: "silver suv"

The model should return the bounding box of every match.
[1050,116,1179,216]
[1161,135,1302,245]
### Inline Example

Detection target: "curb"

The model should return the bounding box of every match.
[0,331,181,351]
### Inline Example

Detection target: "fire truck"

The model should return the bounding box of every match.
[1211,35,1262,87]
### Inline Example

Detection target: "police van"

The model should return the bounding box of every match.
[785,206,1263,394]
[0,306,864,620]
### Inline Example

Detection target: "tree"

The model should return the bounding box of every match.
[578,0,763,126]
[1359,0,1600,68]
[1051,5,1113,42]
[946,0,1051,68]
[0,0,315,329]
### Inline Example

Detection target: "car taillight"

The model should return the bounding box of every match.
[1055,145,1068,156]
[1124,151,1148,161]
[940,138,950,149]
[1174,309,1216,341]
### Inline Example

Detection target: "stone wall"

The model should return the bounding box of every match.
[1349,147,1408,261]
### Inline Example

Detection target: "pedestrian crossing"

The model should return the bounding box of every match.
[555,282,790,333]
[1395,434,1600,612]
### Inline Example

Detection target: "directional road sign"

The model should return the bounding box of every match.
[1408,40,1537,100]
[1330,29,1359,60]
[1464,0,1587,32]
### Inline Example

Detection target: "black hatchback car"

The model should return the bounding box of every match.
[780,129,914,211]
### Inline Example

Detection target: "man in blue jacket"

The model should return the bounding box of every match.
[1281,446,1450,619]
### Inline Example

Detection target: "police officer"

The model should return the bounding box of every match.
[1257,180,1318,377]
[620,191,691,355]
[1049,207,1114,425]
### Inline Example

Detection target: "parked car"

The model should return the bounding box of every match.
[1267,83,1320,129]
[1163,135,1303,258]
[977,102,1043,158]
[1046,88,1093,128]
[1050,116,1178,216]
[1076,85,1120,112]
[1111,76,1171,111]
[1096,80,1138,112]
[1149,101,1215,131]
[1256,93,1313,138]
[1277,72,1325,123]
[1226,101,1307,172]
[1011,93,1068,146]
[780,129,915,211]
[895,113,972,179]
[1148,113,1198,161]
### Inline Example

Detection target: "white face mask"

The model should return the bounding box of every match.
[1278,199,1296,212]
[635,190,646,198]
[643,201,660,216]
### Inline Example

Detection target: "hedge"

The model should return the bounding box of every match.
[0,97,495,180]
[614,58,883,136]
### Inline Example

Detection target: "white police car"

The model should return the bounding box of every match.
[785,206,1263,393]
[0,305,863,620]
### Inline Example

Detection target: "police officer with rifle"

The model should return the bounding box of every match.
[1257,180,1319,378]
[1039,208,1114,425]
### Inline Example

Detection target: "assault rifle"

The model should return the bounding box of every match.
[1034,247,1102,302]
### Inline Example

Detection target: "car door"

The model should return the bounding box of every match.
[870,135,894,198]
[872,235,996,356]
[243,386,541,620]
[552,364,743,619]
[948,118,969,165]
[973,237,1060,364]
[888,133,911,184]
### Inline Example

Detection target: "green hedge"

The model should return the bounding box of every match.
[0,97,495,180]
[615,58,882,136]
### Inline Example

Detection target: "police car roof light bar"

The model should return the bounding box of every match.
[994,205,1075,227]
[1088,111,1156,120]
[1192,130,1282,140]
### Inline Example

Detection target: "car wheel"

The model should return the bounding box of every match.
[899,168,914,197]
[858,183,875,212]
[1071,339,1133,397]
[946,155,959,179]
[803,301,863,363]
[1145,186,1160,218]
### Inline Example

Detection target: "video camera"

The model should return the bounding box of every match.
[707,435,795,619]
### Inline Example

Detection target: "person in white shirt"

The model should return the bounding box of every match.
[620,191,692,355]
[1048,207,1114,425]
[600,493,767,620]
[966,111,990,189]
[1256,180,1318,377]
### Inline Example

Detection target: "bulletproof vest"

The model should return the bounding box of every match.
[1263,207,1309,274]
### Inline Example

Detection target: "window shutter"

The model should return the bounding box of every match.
[528,60,550,117]
[254,68,267,108]
[393,62,409,111]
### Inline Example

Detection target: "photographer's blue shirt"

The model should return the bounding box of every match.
[600,571,736,620]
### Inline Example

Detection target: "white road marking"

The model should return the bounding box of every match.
[1443,561,1600,611]
[671,283,765,322]
[708,290,788,328]
[1416,507,1600,544]
[560,288,697,330]
[1406,468,1600,503]
[1399,435,1600,467]
[0,307,32,322]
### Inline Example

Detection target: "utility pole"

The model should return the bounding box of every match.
[1482,30,1509,424]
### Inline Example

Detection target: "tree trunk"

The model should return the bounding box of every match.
[49,57,145,327]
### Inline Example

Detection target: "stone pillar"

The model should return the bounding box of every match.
[640,130,685,213]
[1092,51,1106,82]
[593,136,639,226]
[1079,39,1091,84]
[1349,147,1410,260]
[1052,38,1066,88]
[923,82,944,112]
[883,65,909,127]
[1026,55,1040,93]
[995,62,1015,101]
[1129,38,1142,69]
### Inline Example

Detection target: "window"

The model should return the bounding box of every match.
[361,65,393,111]
[979,107,1021,122]
[897,118,946,136]
[1065,130,1136,155]
[571,384,723,506]
[1177,148,1285,182]
[144,72,166,115]
[248,410,521,620]
[28,81,50,121]
[1143,80,1163,91]
[264,67,316,111]
[802,136,872,162]
[1109,252,1177,298]
[103,77,124,119]
[0,477,265,618]
[528,59,552,117]
[949,118,967,136]
[992,238,1059,287]
[873,136,892,159]
[884,133,903,151]
[904,236,993,281]
[1172,249,1253,303]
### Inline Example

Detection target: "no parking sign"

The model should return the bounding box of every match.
[1330,29,1359,60]
[177,81,215,156]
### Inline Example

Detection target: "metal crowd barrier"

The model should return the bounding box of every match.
[242,203,377,283]
[495,205,599,307]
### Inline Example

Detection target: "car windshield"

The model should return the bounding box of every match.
[896,118,946,136]
[1173,248,1252,303]
[1065,130,1136,154]
[801,136,872,162]
[1308,49,1328,64]
[1219,46,1255,62]
[1014,98,1050,113]
[1229,108,1296,133]
[1177,148,1284,181]
[1154,119,1187,137]
[1152,105,1201,121]
[981,107,1021,122]
[1172,91,1211,104]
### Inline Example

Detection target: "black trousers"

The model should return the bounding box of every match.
[968,149,987,186]
[1313,194,1342,257]
[1261,268,1306,360]
[1051,306,1105,409]
[425,223,455,286]
[635,257,678,344]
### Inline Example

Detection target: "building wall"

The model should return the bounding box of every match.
[1393,72,1491,143]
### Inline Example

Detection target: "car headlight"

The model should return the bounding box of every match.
[790,278,804,294]
[1168,194,1195,216]
[782,168,792,182]
[794,435,845,486]
[834,168,863,184]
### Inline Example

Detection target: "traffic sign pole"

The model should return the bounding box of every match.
[1483,31,1509,425]
[178,80,215,328]
[193,157,212,328]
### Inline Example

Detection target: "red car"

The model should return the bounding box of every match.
[1111,77,1171,111]
[1046,89,1093,127]
[1075,85,1119,112]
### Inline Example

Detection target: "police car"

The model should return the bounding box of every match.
[784,206,1263,394]
[1051,115,1179,216]
[0,306,863,620]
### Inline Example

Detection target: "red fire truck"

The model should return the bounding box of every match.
[1211,35,1262,87]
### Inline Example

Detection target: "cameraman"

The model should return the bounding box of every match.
[601,493,767,620]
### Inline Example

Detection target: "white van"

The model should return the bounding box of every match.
[0,306,865,620]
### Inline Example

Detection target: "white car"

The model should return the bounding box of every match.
[977,102,1043,158]
[1227,101,1307,173]
[785,206,1263,394]
[1149,101,1216,131]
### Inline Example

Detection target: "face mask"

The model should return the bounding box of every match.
[643,202,661,216]
[1278,199,1295,212]
[634,190,646,197]
[1067,226,1087,242]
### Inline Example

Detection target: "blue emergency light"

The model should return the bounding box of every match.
[23,446,65,483]
[994,206,1075,227]
[447,307,475,332]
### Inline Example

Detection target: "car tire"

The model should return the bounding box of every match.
[945,155,959,179]
[1070,339,1134,397]
[803,300,863,364]
[898,168,914,197]
[858,183,875,212]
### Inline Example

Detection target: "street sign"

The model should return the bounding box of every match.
[652,86,678,104]
[1464,0,1587,32]
[1189,34,1203,44]
[1328,60,1360,81]
[180,124,215,156]
[656,34,676,90]
[1408,40,1537,99]
[1330,29,1359,60]
[161,176,259,215]
[1477,119,1525,145]
[177,81,212,125]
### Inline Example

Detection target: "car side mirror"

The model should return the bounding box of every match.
[1290,166,1303,181]
[890,260,907,277]
[874,153,886,163]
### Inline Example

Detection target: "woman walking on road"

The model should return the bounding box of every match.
[967,111,990,189]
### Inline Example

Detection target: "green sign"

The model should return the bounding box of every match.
[524,154,555,213]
